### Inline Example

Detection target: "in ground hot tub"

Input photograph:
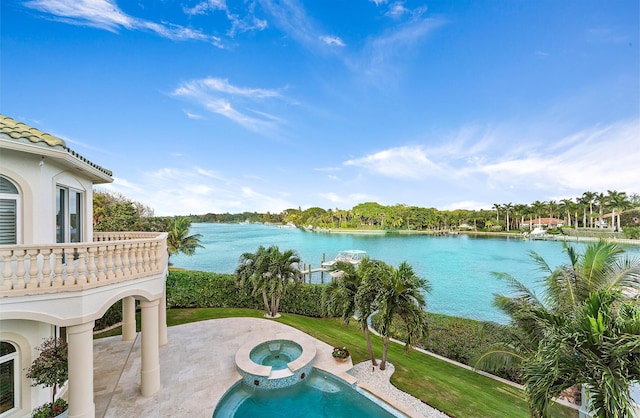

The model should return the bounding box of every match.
[250,340,303,370]
[235,337,316,390]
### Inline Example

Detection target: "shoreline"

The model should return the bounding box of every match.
[310,227,640,245]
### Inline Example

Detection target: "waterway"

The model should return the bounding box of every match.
[171,223,640,323]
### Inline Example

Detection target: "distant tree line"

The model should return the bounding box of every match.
[187,190,640,233]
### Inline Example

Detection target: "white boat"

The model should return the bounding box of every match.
[322,250,367,267]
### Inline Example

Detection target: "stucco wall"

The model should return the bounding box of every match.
[0,147,95,245]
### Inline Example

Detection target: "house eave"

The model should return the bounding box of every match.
[0,136,113,184]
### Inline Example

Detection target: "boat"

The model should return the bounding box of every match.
[321,250,367,267]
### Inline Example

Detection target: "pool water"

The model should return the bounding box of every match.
[249,340,303,370]
[213,369,401,417]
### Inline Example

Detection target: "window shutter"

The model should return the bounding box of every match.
[0,199,17,244]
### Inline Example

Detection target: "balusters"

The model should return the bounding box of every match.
[41,249,52,288]
[52,248,64,287]
[14,250,26,290]
[64,249,76,286]
[0,233,166,296]
[129,243,138,275]
[96,246,106,281]
[26,249,39,289]
[142,242,151,273]
[87,247,97,283]
[76,248,87,285]
[121,244,131,276]
[1,249,13,290]
[114,245,123,279]
[105,245,116,280]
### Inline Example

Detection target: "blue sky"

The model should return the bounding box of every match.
[2,0,638,216]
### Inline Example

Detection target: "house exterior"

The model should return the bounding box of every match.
[0,115,168,418]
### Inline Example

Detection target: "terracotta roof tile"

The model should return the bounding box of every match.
[0,114,112,177]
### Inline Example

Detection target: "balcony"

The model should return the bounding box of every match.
[0,232,168,298]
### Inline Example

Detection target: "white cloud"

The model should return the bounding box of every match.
[319,192,343,203]
[350,15,445,82]
[370,0,388,6]
[386,1,409,18]
[172,77,284,133]
[342,119,640,208]
[441,200,488,211]
[473,120,640,194]
[183,0,227,16]
[106,166,295,215]
[25,0,225,47]
[320,36,345,47]
[344,145,446,179]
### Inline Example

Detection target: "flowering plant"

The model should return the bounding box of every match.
[332,346,350,359]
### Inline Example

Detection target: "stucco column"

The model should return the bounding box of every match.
[140,298,161,396]
[67,321,95,418]
[122,296,136,341]
[158,288,168,346]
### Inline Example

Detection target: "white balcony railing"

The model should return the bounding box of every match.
[0,232,168,297]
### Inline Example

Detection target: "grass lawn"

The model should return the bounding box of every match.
[95,307,578,418]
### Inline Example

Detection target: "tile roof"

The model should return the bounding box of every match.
[0,114,113,177]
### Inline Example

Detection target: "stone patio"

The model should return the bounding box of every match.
[92,317,439,417]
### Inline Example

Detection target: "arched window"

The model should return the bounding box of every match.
[0,176,19,245]
[0,341,18,415]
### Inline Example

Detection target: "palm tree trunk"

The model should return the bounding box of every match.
[270,293,276,317]
[262,289,270,316]
[274,296,281,317]
[363,326,378,366]
[380,336,389,370]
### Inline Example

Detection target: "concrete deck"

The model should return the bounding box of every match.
[94,317,410,418]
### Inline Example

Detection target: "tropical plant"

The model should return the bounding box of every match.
[326,258,380,365]
[167,217,204,258]
[362,261,430,370]
[524,289,640,418]
[476,241,640,413]
[235,245,302,317]
[25,338,68,418]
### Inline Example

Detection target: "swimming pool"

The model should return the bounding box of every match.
[212,369,404,417]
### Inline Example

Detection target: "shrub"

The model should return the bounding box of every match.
[371,312,520,382]
[165,270,327,317]
[26,338,68,417]
[31,398,67,418]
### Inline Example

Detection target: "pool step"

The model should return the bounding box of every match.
[307,374,341,393]
[269,368,294,379]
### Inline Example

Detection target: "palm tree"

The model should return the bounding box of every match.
[235,245,302,317]
[524,289,640,418]
[503,203,513,231]
[607,190,631,231]
[596,192,607,228]
[326,258,380,365]
[476,240,640,375]
[363,261,431,370]
[559,198,574,228]
[167,217,204,258]
[493,203,501,223]
[581,191,597,228]
[531,200,545,230]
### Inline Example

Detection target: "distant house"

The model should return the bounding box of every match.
[521,217,564,228]
[0,115,168,418]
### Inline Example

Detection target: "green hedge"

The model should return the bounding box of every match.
[371,312,521,382]
[166,270,327,317]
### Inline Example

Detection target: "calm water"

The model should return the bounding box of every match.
[213,369,399,418]
[172,223,640,323]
